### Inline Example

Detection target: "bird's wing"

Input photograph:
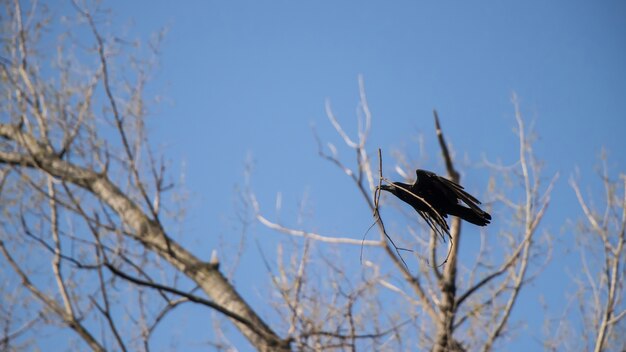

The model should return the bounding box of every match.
[417,209,450,241]
[415,169,437,181]
[435,175,487,215]
[437,176,481,203]
[413,170,452,239]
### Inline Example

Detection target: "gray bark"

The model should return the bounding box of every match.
[0,123,291,352]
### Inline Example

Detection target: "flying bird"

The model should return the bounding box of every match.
[380,169,491,237]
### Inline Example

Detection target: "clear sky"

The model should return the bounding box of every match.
[50,0,626,350]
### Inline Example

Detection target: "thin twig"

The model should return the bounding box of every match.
[370,149,412,269]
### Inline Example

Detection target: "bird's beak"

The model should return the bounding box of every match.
[380,184,395,192]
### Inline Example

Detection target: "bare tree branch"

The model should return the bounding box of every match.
[570,163,625,352]
[432,110,464,352]
[0,240,106,352]
[0,3,290,349]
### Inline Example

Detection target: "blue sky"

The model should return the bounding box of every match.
[47,0,626,350]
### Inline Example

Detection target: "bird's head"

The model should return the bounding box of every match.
[380,182,410,196]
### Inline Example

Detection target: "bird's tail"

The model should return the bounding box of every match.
[448,205,491,226]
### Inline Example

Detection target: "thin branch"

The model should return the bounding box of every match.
[0,314,42,347]
[252,195,382,246]
[373,150,413,268]
[92,241,128,352]
[433,110,459,181]
[76,2,159,222]
[325,100,358,149]
[457,173,557,307]
[0,240,106,352]
[102,261,270,340]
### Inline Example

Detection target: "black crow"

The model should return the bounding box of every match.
[380,169,491,235]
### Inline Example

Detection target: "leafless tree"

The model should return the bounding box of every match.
[251,79,558,350]
[3,1,614,352]
[566,158,625,352]
[0,1,288,350]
